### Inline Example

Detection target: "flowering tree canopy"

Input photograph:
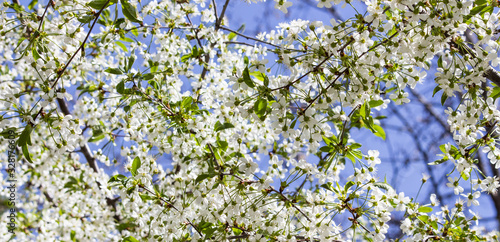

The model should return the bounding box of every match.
[1,0,500,241]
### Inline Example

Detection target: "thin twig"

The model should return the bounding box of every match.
[32,0,111,123]
[271,53,335,91]
[37,2,51,31]
[220,26,304,52]
[216,0,230,30]
[56,97,99,173]
[270,187,311,222]
[138,184,204,237]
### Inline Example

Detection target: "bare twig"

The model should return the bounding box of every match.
[56,98,99,173]
[37,2,51,31]
[32,0,111,123]
[269,187,311,222]
[220,26,304,52]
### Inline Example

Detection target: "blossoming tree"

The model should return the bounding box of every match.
[1,0,500,240]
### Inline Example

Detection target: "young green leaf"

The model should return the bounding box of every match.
[214,121,235,132]
[372,125,386,140]
[22,144,33,163]
[368,100,384,108]
[18,125,33,147]
[88,0,109,9]
[131,157,141,176]
[120,0,142,23]
[418,206,433,213]
[122,236,140,242]
[441,93,448,105]
[105,68,123,75]
[254,98,267,117]
[242,67,255,88]
[28,0,38,10]
[116,80,125,94]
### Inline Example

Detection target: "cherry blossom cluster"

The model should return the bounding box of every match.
[0,0,499,241]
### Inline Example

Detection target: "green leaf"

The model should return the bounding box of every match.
[122,236,140,242]
[475,0,488,5]
[437,55,443,68]
[181,54,191,62]
[432,86,442,97]
[88,0,109,9]
[373,182,392,191]
[143,73,155,80]
[418,206,433,213]
[120,0,142,23]
[131,27,139,37]
[126,55,135,72]
[470,4,488,15]
[28,0,38,10]
[77,15,94,24]
[192,45,200,57]
[290,119,297,129]
[22,144,33,163]
[237,24,246,33]
[181,96,193,110]
[217,140,228,151]
[214,121,234,132]
[88,133,105,142]
[320,182,334,192]
[195,172,217,184]
[454,216,465,226]
[254,98,267,118]
[108,174,127,183]
[115,41,127,52]
[368,100,384,108]
[431,221,438,230]
[441,93,448,105]
[350,143,362,149]
[439,144,447,153]
[480,5,494,15]
[18,125,33,147]
[105,68,123,75]
[228,32,236,40]
[344,181,355,192]
[116,81,125,94]
[417,215,429,223]
[250,71,266,82]
[359,103,367,118]
[364,116,376,133]
[242,67,255,88]
[116,222,138,232]
[490,87,500,99]
[372,124,386,140]
[322,135,332,145]
[120,37,134,43]
[131,157,141,176]
[428,158,448,165]
[461,171,469,181]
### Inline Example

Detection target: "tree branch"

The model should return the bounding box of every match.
[56,97,99,173]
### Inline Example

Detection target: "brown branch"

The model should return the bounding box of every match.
[271,53,335,92]
[215,0,230,30]
[269,187,311,222]
[56,97,99,173]
[37,2,51,31]
[138,184,204,237]
[389,104,444,203]
[32,0,111,123]
[408,88,449,132]
[220,26,304,52]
